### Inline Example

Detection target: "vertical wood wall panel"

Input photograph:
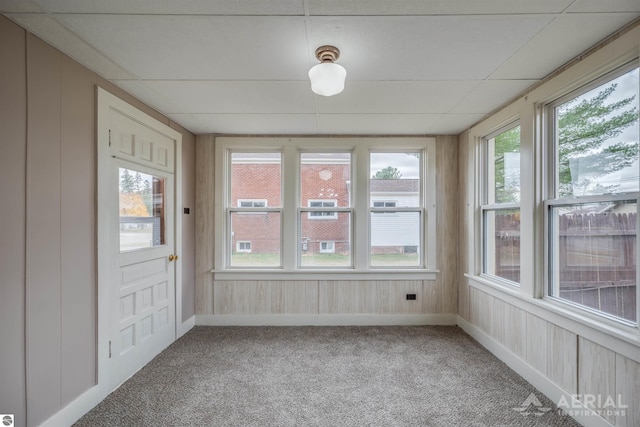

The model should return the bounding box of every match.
[456,131,471,321]
[0,16,27,427]
[546,323,577,394]
[525,313,547,375]
[195,135,215,314]
[491,298,506,344]
[59,55,97,405]
[469,287,493,334]
[178,129,196,320]
[503,303,526,359]
[579,337,617,424]
[26,34,62,426]
[422,279,440,313]
[615,354,640,427]
[435,136,458,314]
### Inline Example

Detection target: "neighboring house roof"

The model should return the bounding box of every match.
[370,179,419,192]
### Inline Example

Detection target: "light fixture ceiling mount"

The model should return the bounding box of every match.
[308,45,347,97]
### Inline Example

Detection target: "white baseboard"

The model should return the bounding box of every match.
[196,313,457,326]
[457,316,614,427]
[178,315,196,337]
[39,384,107,427]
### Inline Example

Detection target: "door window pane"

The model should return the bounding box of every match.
[119,168,165,252]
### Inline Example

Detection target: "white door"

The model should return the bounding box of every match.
[105,99,179,388]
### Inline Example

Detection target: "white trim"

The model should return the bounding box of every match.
[466,274,640,362]
[457,316,614,427]
[211,269,438,281]
[196,313,456,326]
[38,384,104,427]
[97,87,182,394]
[178,315,196,338]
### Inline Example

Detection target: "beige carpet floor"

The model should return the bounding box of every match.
[74,326,581,426]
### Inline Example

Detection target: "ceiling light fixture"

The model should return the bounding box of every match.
[308,45,346,96]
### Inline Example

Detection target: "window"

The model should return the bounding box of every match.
[301,153,351,267]
[216,137,436,273]
[229,152,281,267]
[481,124,521,284]
[119,168,165,252]
[307,200,338,219]
[370,152,422,267]
[320,241,335,253]
[238,199,267,208]
[372,201,397,214]
[236,241,251,253]
[546,62,638,324]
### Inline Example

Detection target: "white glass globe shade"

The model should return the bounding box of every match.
[308,62,347,96]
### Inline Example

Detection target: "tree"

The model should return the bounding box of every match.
[493,126,521,203]
[120,169,135,194]
[134,172,143,193]
[372,166,402,179]
[142,180,152,214]
[557,83,638,197]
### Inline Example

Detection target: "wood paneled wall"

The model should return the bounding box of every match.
[195,136,459,318]
[458,116,639,426]
[0,16,196,427]
[464,286,639,425]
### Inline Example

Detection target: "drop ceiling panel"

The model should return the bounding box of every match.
[0,0,41,12]
[117,80,316,114]
[317,114,442,134]
[567,0,640,13]
[36,0,306,15]
[307,15,554,81]
[490,13,639,79]
[308,0,575,16]
[316,81,479,114]
[450,80,538,114]
[9,14,135,79]
[58,15,310,80]
[170,113,319,134]
[428,114,487,135]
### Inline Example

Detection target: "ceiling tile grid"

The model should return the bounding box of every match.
[2,0,639,135]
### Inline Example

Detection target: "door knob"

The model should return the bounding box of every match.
[168,254,176,261]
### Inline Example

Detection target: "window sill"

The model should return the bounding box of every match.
[212,269,439,281]
[465,273,640,362]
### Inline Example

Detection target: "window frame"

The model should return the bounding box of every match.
[306,199,338,219]
[236,241,252,253]
[480,122,522,287]
[213,137,437,278]
[319,241,336,254]
[543,60,639,326]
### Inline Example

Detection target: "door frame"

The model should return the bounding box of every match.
[96,86,183,391]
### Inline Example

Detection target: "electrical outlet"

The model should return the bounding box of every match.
[406,293,417,300]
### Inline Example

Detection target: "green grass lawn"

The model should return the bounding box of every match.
[231,253,419,267]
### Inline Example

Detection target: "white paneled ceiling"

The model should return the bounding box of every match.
[2,0,639,135]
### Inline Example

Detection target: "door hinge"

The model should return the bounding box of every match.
[109,340,112,358]
[108,129,111,147]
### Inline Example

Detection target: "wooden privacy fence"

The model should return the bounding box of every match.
[494,212,636,322]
